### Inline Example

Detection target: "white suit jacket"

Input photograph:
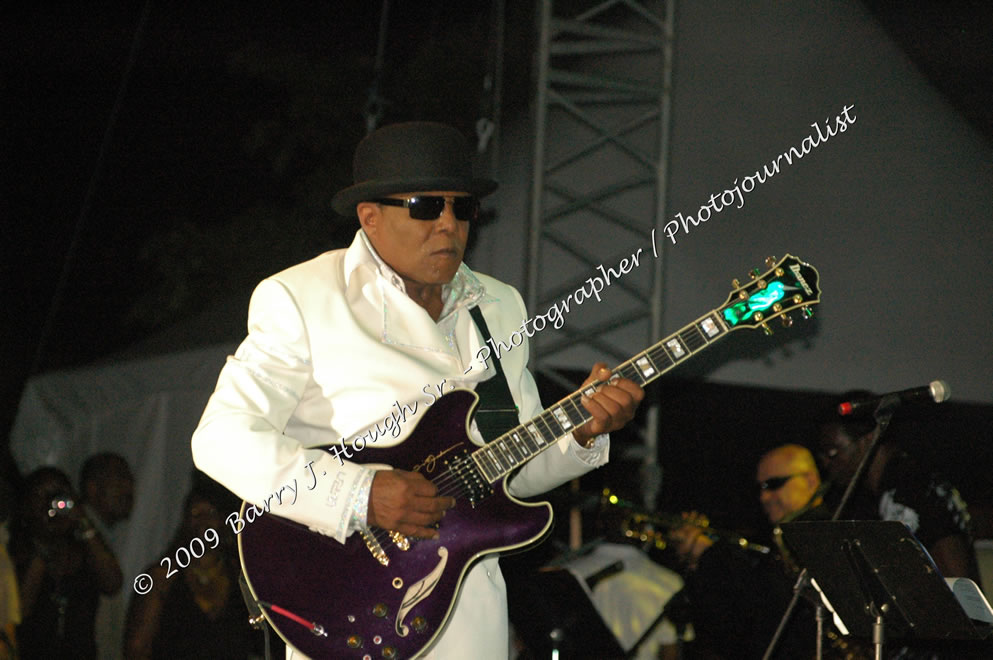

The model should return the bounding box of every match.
[192,231,609,659]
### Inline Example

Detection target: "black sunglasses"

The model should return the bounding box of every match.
[757,474,801,492]
[373,196,480,221]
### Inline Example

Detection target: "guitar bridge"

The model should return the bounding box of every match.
[361,528,389,565]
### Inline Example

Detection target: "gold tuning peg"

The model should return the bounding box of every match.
[761,322,773,336]
[781,315,793,328]
[801,306,814,319]
[765,256,777,268]
[732,278,741,289]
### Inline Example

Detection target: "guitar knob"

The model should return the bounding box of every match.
[346,635,363,649]
[372,603,389,618]
[765,256,777,268]
[412,616,428,632]
[732,278,741,289]
[382,646,398,659]
[760,322,773,336]
[781,315,793,328]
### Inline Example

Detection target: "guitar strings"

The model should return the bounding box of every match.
[365,363,650,548]
[371,376,614,539]
[365,453,476,546]
[366,351,670,548]
[365,368,631,548]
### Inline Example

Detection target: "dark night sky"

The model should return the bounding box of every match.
[2,1,991,446]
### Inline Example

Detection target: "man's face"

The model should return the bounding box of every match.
[816,422,864,484]
[756,452,819,524]
[86,460,135,525]
[189,497,223,539]
[358,191,471,289]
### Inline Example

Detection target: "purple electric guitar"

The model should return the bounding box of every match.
[238,254,821,658]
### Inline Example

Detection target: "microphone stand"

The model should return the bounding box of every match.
[761,394,900,660]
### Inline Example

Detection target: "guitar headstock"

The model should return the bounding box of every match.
[719,254,821,335]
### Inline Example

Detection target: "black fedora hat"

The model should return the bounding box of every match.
[331,121,498,217]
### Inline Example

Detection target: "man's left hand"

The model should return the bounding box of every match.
[571,362,644,447]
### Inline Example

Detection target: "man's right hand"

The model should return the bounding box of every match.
[367,469,456,539]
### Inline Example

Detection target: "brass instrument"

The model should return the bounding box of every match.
[601,489,771,555]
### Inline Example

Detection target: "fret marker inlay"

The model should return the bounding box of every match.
[486,449,504,471]
[552,407,572,429]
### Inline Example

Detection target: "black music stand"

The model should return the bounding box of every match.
[507,565,628,659]
[779,520,990,658]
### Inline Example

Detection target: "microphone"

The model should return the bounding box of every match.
[837,380,950,416]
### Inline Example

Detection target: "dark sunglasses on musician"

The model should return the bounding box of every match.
[373,195,481,221]
[757,474,800,492]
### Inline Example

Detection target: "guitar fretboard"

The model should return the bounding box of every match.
[471,309,728,483]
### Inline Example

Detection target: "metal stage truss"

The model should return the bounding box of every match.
[527,0,674,508]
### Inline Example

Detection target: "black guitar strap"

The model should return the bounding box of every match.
[468,305,521,442]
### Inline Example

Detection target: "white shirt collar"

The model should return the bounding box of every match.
[348,229,487,323]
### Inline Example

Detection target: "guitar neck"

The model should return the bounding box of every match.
[470,307,729,484]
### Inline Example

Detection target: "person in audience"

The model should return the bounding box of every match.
[10,466,122,659]
[125,477,266,659]
[79,452,135,660]
[0,475,20,659]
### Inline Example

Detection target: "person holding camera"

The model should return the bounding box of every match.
[10,466,122,659]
